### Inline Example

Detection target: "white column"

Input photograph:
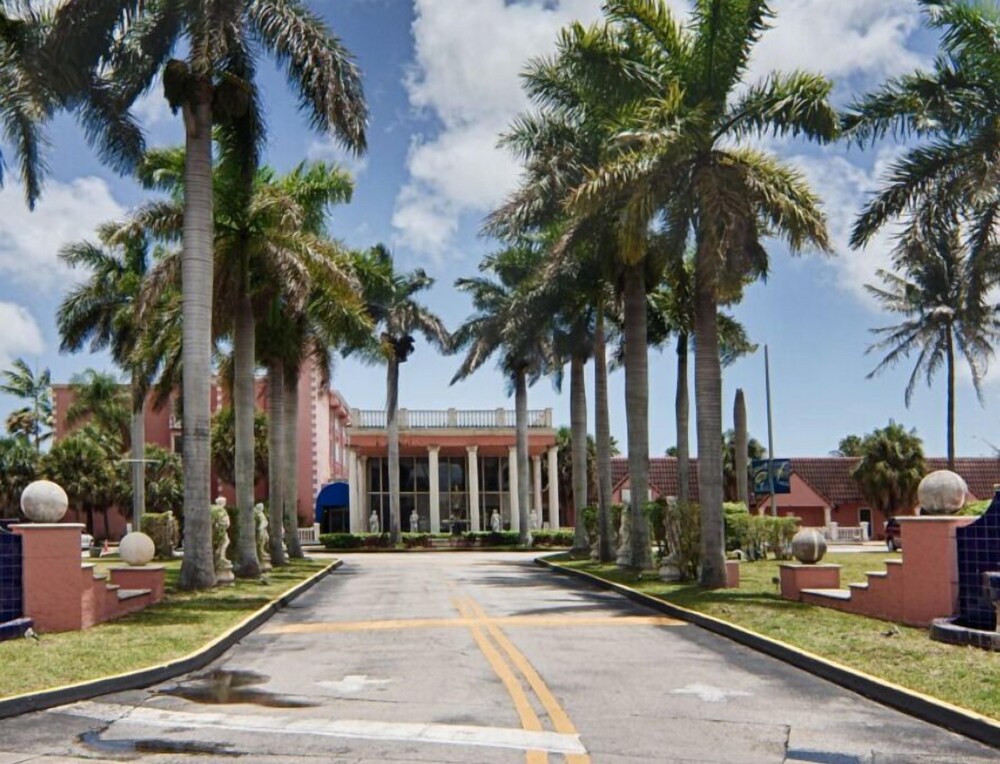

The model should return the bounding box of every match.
[467,446,480,532]
[358,455,368,532]
[429,446,441,533]
[532,454,543,526]
[547,446,560,529]
[823,506,832,527]
[347,449,358,532]
[508,445,519,532]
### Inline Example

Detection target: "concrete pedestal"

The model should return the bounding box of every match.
[13,524,86,632]
[779,563,841,600]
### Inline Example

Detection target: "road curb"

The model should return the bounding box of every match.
[536,555,1000,749]
[0,560,342,719]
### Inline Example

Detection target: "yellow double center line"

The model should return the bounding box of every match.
[452,594,591,764]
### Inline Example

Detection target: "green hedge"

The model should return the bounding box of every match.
[320,530,573,550]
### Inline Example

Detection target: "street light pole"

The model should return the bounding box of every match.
[765,345,777,517]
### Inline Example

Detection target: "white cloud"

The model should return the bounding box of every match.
[0,302,44,368]
[0,176,125,290]
[394,0,926,260]
[791,147,905,308]
[307,134,370,179]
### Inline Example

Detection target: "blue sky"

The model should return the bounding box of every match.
[1,0,995,460]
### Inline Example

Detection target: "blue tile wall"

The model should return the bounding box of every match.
[0,521,23,623]
[956,493,1000,630]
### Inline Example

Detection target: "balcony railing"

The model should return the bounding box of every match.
[351,408,553,430]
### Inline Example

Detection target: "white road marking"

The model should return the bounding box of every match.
[54,701,587,755]
[316,674,391,694]
[669,683,752,703]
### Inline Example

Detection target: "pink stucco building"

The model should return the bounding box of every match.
[51,357,351,539]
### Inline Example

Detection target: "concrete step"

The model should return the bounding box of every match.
[848,582,869,591]
[801,588,852,601]
[104,584,120,592]
[866,571,888,579]
[116,588,151,601]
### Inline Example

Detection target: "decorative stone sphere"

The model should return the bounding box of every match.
[214,496,227,508]
[791,528,827,564]
[20,480,69,523]
[119,532,156,566]
[918,470,967,515]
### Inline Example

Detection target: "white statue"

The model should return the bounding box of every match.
[215,496,227,508]
[409,509,420,533]
[529,509,540,530]
[369,509,380,534]
[490,509,502,533]
[211,503,234,585]
[254,502,271,572]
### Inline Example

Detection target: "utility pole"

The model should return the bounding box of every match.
[765,345,777,517]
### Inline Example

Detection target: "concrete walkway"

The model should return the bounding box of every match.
[0,551,995,763]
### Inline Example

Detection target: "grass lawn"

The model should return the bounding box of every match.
[0,557,327,699]
[557,552,1000,721]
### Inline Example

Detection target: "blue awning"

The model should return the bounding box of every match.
[315,481,349,522]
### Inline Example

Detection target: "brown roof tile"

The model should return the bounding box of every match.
[611,456,1000,505]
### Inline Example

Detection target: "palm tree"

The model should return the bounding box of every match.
[865,215,999,469]
[852,421,926,519]
[54,0,367,590]
[0,435,38,513]
[847,0,1000,264]
[58,227,157,529]
[489,22,654,567]
[66,369,131,448]
[136,153,361,573]
[346,245,449,544]
[0,358,52,451]
[567,0,836,586]
[452,244,557,545]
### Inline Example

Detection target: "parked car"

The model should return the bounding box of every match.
[884,518,901,552]
[80,533,94,550]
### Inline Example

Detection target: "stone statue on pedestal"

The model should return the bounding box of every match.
[211,501,235,585]
[490,509,502,533]
[370,509,381,534]
[254,502,271,572]
[409,509,420,534]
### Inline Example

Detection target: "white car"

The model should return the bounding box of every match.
[80,533,94,549]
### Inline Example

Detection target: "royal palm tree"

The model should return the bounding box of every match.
[0,435,38,512]
[0,358,52,451]
[847,0,1000,265]
[58,227,159,529]
[489,23,653,567]
[136,151,360,573]
[865,214,1000,469]
[346,245,449,544]
[567,0,836,586]
[452,243,557,546]
[53,0,367,589]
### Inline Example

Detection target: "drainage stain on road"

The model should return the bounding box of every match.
[79,730,241,757]
[158,669,317,708]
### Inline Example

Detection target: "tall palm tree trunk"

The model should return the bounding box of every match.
[267,360,287,566]
[695,250,726,588]
[594,305,614,563]
[386,356,401,544]
[946,324,955,471]
[514,367,531,546]
[622,263,652,570]
[283,363,303,558]
[178,83,217,590]
[130,374,146,532]
[734,389,749,508]
[232,289,260,577]
[570,354,589,553]
[676,332,690,505]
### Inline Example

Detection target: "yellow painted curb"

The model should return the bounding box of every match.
[538,554,1000,749]
[0,560,341,718]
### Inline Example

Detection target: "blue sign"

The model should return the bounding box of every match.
[751,459,792,495]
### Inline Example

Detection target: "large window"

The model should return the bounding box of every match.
[478,456,511,530]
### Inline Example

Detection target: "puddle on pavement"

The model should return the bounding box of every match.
[79,730,240,757]
[157,668,317,708]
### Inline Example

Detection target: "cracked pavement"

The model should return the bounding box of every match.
[0,552,995,763]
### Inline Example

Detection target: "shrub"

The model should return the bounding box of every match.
[643,500,668,560]
[320,533,364,549]
[663,500,701,581]
[402,533,431,548]
[465,531,521,546]
[724,502,750,552]
[142,511,179,560]
[581,506,598,546]
[531,530,574,547]
[961,499,992,516]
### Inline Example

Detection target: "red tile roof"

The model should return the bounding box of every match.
[611,456,1000,505]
